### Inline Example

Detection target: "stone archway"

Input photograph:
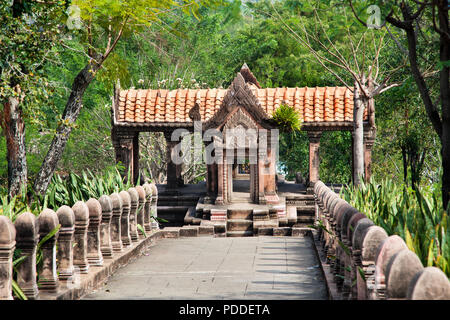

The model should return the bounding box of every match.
[221,108,260,204]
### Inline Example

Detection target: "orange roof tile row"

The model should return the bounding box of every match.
[116,86,367,124]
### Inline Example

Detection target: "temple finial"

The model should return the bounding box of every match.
[239,63,261,89]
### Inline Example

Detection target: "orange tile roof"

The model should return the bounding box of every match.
[115,86,367,125]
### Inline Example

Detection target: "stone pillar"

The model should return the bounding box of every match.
[258,150,266,204]
[223,155,229,203]
[267,148,277,194]
[99,195,113,259]
[72,201,90,274]
[150,183,159,230]
[307,131,322,186]
[86,198,103,266]
[176,161,184,187]
[216,150,224,205]
[37,209,59,293]
[206,164,212,195]
[0,216,16,300]
[364,130,375,182]
[133,132,140,185]
[135,185,146,239]
[165,132,178,190]
[14,212,39,299]
[119,191,132,247]
[56,206,75,281]
[128,188,140,242]
[112,131,135,184]
[109,193,123,252]
[143,183,153,232]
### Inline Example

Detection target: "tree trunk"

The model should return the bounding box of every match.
[438,1,450,210]
[1,96,27,198]
[353,82,366,186]
[33,59,101,196]
[443,123,450,210]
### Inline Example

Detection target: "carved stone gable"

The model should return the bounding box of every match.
[203,72,272,130]
[223,108,259,150]
[223,107,259,130]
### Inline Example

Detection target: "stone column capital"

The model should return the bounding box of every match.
[307,131,322,143]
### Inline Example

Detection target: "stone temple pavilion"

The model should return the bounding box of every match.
[110,64,375,235]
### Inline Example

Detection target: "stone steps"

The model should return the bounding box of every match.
[297,205,315,225]
[226,230,254,237]
[227,209,253,220]
[226,209,253,236]
[227,219,253,232]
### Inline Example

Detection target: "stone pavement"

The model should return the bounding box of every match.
[82,236,328,300]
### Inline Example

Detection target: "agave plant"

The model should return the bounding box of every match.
[341,177,449,278]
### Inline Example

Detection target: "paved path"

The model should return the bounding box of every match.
[82,236,328,300]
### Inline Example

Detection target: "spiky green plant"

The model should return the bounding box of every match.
[272,103,302,133]
[0,164,136,299]
[341,177,449,278]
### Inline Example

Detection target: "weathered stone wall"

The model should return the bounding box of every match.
[0,183,158,300]
[313,180,450,300]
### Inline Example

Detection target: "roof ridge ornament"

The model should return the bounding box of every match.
[188,102,201,121]
[239,63,261,89]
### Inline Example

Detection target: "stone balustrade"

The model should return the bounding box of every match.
[0,184,158,300]
[313,180,450,300]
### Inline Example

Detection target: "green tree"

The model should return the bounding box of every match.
[30,0,221,196]
[348,0,450,208]
[0,0,65,197]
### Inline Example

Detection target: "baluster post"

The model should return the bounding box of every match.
[0,216,16,300]
[86,198,103,266]
[56,206,75,281]
[37,209,59,293]
[72,201,90,273]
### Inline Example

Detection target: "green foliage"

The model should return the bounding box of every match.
[45,164,134,208]
[341,178,450,277]
[272,104,302,133]
[0,0,65,116]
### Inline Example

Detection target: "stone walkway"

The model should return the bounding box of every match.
[82,236,328,300]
